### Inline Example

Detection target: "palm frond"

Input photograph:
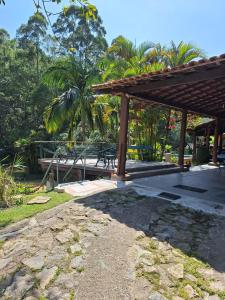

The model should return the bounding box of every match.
[137,41,155,58]
[44,87,80,133]
[165,41,206,67]
[108,35,136,60]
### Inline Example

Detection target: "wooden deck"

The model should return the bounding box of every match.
[38,158,183,181]
[38,158,113,179]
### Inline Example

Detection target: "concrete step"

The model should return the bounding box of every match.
[126,163,177,173]
[125,166,185,180]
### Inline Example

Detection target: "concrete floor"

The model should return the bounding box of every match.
[55,164,225,217]
[133,167,225,205]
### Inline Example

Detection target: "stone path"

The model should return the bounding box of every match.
[1,188,225,299]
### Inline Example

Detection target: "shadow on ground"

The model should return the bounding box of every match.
[75,186,225,273]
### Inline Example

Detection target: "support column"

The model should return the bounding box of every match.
[206,126,210,150]
[192,131,197,163]
[213,118,219,164]
[219,133,223,152]
[178,110,187,168]
[117,94,130,177]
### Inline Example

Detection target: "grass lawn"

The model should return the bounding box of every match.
[0,191,74,228]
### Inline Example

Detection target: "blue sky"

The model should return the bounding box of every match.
[0,0,224,57]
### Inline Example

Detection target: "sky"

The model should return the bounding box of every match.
[0,0,225,57]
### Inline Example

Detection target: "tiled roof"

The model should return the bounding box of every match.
[93,54,225,92]
[92,54,225,118]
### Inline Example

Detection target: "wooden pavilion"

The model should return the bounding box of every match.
[93,54,225,179]
[187,119,225,162]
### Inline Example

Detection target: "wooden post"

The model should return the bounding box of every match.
[219,133,223,152]
[213,118,219,164]
[221,133,224,150]
[117,94,130,177]
[178,110,187,168]
[192,131,197,163]
[206,126,210,150]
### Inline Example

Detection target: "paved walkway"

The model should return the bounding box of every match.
[1,187,225,299]
[56,179,123,197]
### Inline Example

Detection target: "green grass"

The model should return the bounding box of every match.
[69,290,75,300]
[74,250,82,256]
[0,240,4,248]
[137,269,160,288]
[76,266,84,273]
[0,191,74,228]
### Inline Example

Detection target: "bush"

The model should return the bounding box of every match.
[0,155,27,208]
[0,166,17,208]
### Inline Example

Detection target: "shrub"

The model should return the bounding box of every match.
[0,166,17,208]
[0,155,26,208]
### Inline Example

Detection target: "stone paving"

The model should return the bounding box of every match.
[0,188,225,299]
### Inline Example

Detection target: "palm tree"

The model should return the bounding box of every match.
[93,95,120,141]
[43,57,97,140]
[163,41,205,67]
[160,41,206,159]
[101,36,165,81]
[101,38,206,160]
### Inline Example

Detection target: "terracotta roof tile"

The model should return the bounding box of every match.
[92,53,225,91]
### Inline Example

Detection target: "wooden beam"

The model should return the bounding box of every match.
[178,110,187,167]
[213,118,219,164]
[131,93,215,117]
[219,133,223,151]
[117,94,130,177]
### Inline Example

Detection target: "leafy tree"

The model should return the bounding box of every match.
[16,12,48,81]
[52,4,107,61]
[93,95,120,142]
[101,35,164,80]
[160,41,205,157]
[164,41,205,67]
[0,22,52,154]
[43,57,98,140]
[100,38,206,158]
[0,0,207,166]
[43,4,107,140]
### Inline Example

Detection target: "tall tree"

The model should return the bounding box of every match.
[101,38,206,158]
[160,41,205,158]
[101,35,164,80]
[43,5,107,140]
[0,23,52,152]
[43,57,98,140]
[164,41,205,67]
[52,5,107,62]
[16,11,48,81]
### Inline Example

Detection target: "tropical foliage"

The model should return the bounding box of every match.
[43,57,97,140]
[0,1,205,165]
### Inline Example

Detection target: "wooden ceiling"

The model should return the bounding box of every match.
[93,54,225,118]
